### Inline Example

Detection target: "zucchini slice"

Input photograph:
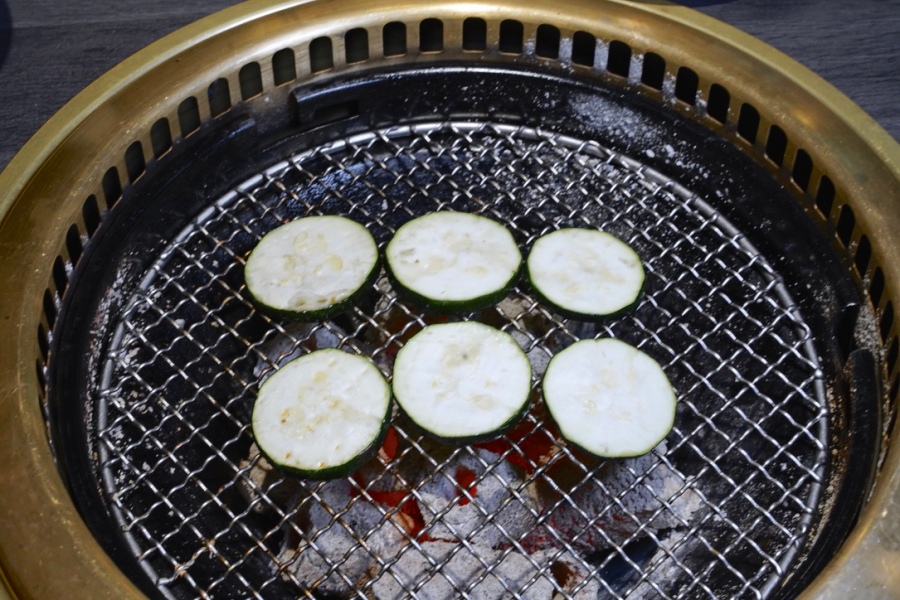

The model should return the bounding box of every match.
[252,349,392,479]
[245,215,379,320]
[527,228,644,319]
[385,212,522,313]
[542,338,676,458]
[392,322,532,444]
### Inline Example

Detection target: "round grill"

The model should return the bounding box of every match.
[97,122,827,599]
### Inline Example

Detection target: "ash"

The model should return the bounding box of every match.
[244,432,703,598]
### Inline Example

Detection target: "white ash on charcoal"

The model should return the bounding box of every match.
[524,442,703,554]
[370,541,557,599]
[236,445,304,514]
[282,479,409,595]
[417,448,540,548]
[531,548,603,599]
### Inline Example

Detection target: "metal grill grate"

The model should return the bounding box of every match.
[96,122,828,599]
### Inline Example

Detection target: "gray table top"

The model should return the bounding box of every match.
[0,0,897,174]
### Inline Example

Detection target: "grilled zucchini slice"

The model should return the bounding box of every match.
[392,322,532,444]
[252,349,392,479]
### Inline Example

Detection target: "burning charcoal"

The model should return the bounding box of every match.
[236,445,304,513]
[525,443,702,554]
[417,449,540,547]
[284,479,408,595]
[370,542,556,599]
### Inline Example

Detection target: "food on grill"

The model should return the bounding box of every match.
[542,338,676,458]
[385,211,522,312]
[526,228,645,319]
[391,321,532,444]
[244,215,379,320]
[251,348,391,479]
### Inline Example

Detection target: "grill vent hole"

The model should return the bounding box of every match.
[419,18,443,53]
[82,195,101,237]
[816,176,836,218]
[881,301,894,342]
[208,78,231,117]
[535,24,560,59]
[35,360,47,393]
[707,84,729,123]
[178,97,201,137]
[675,66,698,105]
[65,224,83,267]
[837,204,855,247]
[641,52,665,90]
[607,40,631,78]
[273,48,296,85]
[871,267,886,307]
[151,118,172,158]
[37,324,49,363]
[499,20,523,54]
[43,289,57,329]
[856,235,872,276]
[309,37,334,72]
[345,28,369,63]
[792,149,813,190]
[52,257,67,298]
[463,18,487,51]
[572,31,596,66]
[738,103,760,143]
[766,125,787,166]
[125,141,145,183]
[102,167,122,208]
[383,21,407,56]
[239,62,263,100]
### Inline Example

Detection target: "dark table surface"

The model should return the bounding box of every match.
[0,0,898,174]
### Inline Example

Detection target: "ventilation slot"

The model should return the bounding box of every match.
[792,149,813,191]
[837,205,855,247]
[765,125,787,166]
[52,257,67,298]
[707,84,729,123]
[571,32,595,67]
[178,97,201,137]
[239,63,263,100]
[871,267,886,307]
[607,41,631,78]
[273,49,297,85]
[43,290,57,330]
[65,224,83,267]
[641,52,665,90]
[737,103,760,144]
[208,79,231,117]
[383,22,407,56]
[499,20,523,54]
[419,18,443,53]
[345,28,369,63]
[82,195,101,237]
[535,25,560,59]
[310,37,334,72]
[855,235,872,276]
[463,18,487,51]
[675,67,698,105]
[125,141,145,184]
[816,176,836,218]
[103,167,122,208]
[151,118,172,158]
[889,337,899,374]
[37,324,49,364]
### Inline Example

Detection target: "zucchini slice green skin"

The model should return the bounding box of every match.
[542,338,676,459]
[385,212,522,314]
[526,228,645,321]
[392,321,533,445]
[252,349,392,480]
[245,215,380,321]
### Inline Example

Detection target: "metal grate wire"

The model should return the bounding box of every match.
[95,121,828,599]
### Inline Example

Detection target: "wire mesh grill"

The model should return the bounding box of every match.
[95,121,828,599]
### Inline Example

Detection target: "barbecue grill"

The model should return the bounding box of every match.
[1,1,898,598]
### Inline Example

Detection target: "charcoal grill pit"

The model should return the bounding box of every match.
[1,1,899,599]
